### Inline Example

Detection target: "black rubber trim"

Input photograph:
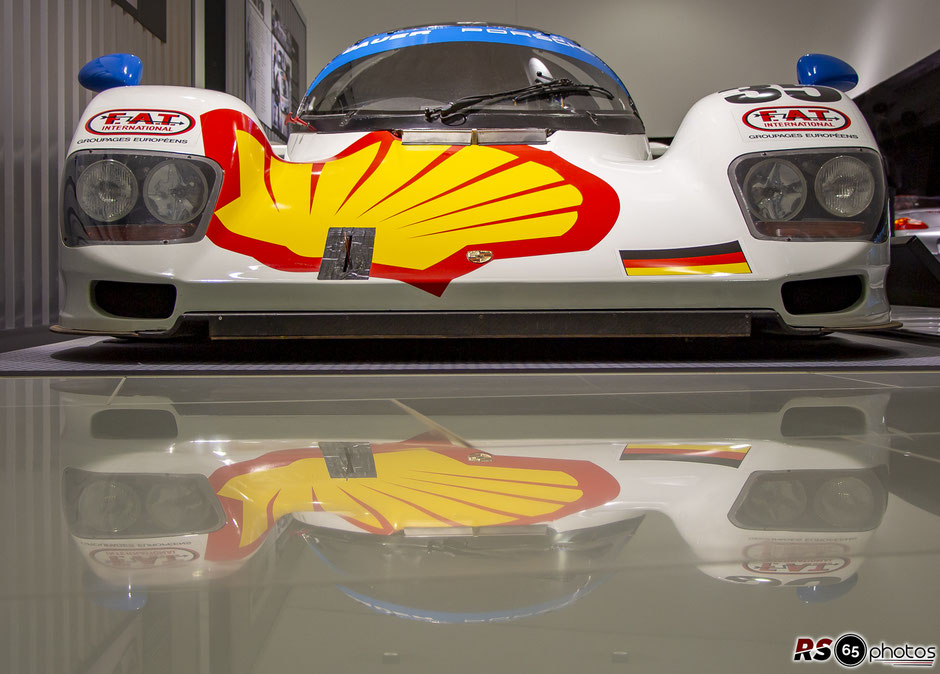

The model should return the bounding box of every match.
[135,309,827,340]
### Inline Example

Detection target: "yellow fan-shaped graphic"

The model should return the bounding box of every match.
[215,447,597,547]
[213,131,584,271]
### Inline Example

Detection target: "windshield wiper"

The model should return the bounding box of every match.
[424,78,614,122]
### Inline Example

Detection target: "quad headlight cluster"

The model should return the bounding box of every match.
[63,467,226,538]
[62,151,222,246]
[728,468,887,532]
[730,148,887,241]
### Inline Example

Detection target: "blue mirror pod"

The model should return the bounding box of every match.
[797,53,858,92]
[78,53,143,92]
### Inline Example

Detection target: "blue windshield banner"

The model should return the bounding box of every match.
[305,25,628,96]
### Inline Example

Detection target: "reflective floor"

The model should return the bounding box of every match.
[892,305,940,337]
[3,363,940,673]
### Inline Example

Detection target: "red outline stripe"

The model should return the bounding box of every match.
[619,241,742,260]
[309,171,320,214]
[406,179,570,227]
[339,486,394,535]
[415,205,580,237]
[361,484,464,527]
[382,156,527,220]
[404,477,573,505]
[265,489,280,533]
[391,483,533,519]
[337,139,392,213]
[262,151,278,209]
[622,446,747,454]
[415,470,581,490]
[621,449,747,461]
[358,145,463,217]
[622,252,746,268]
[310,485,324,512]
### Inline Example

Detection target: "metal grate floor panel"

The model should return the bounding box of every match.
[2,332,940,376]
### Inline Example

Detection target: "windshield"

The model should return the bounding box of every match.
[300,41,642,133]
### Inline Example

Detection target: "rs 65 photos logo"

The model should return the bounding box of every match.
[795,634,936,668]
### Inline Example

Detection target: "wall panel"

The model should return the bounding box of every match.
[225,0,246,102]
[0,0,193,332]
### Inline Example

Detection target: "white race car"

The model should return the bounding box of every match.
[56,24,895,339]
[60,381,888,607]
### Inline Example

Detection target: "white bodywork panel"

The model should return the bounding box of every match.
[58,84,892,335]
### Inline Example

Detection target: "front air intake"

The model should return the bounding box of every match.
[781,275,863,315]
[93,280,176,319]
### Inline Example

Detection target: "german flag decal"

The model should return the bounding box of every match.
[620,443,751,468]
[620,242,751,276]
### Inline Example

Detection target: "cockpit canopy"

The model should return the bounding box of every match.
[299,25,644,135]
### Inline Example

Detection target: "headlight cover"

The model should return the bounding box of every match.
[143,159,210,224]
[815,155,875,217]
[728,468,887,532]
[63,467,226,538]
[76,159,139,222]
[733,477,808,528]
[61,150,222,246]
[813,475,876,528]
[743,158,807,222]
[76,477,142,534]
[730,148,887,242]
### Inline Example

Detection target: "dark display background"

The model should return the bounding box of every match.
[112,0,168,42]
[857,49,940,197]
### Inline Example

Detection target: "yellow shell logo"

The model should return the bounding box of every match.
[201,111,620,293]
[203,443,620,560]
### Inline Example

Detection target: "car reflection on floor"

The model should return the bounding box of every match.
[59,382,889,619]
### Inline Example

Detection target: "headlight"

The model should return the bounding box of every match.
[813,476,875,528]
[77,477,142,534]
[143,159,210,224]
[728,469,887,532]
[735,478,807,528]
[815,155,875,217]
[64,468,225,538]
[76,159,138,222]
[730,148,887,241]
[743,159,807,222]
[145,480,217,532]
[61,150,222,246]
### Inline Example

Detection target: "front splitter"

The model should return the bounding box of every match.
[48,309,841,340]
